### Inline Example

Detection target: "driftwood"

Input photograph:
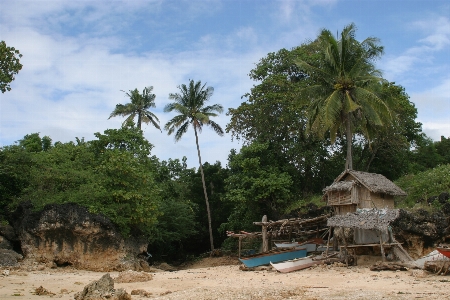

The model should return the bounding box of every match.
[424,261,450,275]
[254,215,329,228]
[369,262,418,271]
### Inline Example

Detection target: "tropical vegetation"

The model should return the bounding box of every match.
[164,79,224,251]
[109,86,161,131]
[0,40,23,93]
[1,25,449,260]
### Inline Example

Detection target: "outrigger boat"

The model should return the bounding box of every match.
[270,255,322,273]
[436,245,450,258]
[239,248,307,268]
[274,238,325,252]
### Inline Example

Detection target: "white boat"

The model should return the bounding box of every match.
[275,241,317,252]
[270,256,323,273]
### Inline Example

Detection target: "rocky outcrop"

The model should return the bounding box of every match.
[10,202,148,271]
[74,273,131,300]
[0,249,23,267]
[391,208,450,258]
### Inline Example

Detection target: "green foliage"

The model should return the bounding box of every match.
[4,129,162,238]
[88,149,160,236]
[0,40,22,93]
[352,82,424,180]
[226,44,342,196]
[0,146,33,212]
[18,133,52,152]
[284,194,325,215]
[296,23,390,170]
[395,164,450,208]
[222,142,293,231]
[151,157,197,244]
[165,79,225,251]
[91,126,153,160]
[109,86,161,131]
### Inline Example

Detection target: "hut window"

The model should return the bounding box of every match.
[380,193,385,199]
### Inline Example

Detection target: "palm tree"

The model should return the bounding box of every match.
[109,86,161,131]
[164,79,224,251]
[296,23,392,170]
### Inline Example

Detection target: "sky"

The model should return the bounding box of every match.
[1,0,449,169]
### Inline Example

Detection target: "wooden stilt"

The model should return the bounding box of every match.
[238,236,242,258]
[379,230,385,262]
[325,227,332,257]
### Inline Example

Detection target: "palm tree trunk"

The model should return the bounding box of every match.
[194,126,215,251]
[345,114,353,170]
[137,113,142,130]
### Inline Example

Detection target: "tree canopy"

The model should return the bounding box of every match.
[295,23,392,170]
[0,40,23,93]
[109,86,161,131]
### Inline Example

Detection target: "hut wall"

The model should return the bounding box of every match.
[333,204,357,215]
[327,191,352,206]
[357,190,395,209]
[357,186,372,209]
[369,193,395,209]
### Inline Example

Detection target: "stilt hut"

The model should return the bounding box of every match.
[323,170,407,215]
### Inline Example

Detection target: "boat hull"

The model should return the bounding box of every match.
[437,247,450,258]
[270,256,322,273]
[239,248,307,268]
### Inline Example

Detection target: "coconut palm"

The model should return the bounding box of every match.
[109,86,161,131]
[164,79,224,251]
[296,23,392,170]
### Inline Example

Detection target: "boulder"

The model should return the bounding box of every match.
[74,273,131,300]
[0,249,23,267]
[11,202,147,271]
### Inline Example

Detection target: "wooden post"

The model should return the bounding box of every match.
[341,228,349,267]
[379,230,385,262]
[238,236,242,258]
[325,227,332,257]
[262,215,268,253]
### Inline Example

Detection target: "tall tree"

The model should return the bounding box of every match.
[296,23,392,170]
[0,41,23,93]
[164,79,224,251]
[109,86,161,131]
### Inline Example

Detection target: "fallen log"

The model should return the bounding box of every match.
[370,262,410,271]
[424,261,450,275]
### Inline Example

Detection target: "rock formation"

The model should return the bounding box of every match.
[9,202,148,271]
[74,273,131,300]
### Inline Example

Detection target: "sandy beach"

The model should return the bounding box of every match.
[1,256,449,300]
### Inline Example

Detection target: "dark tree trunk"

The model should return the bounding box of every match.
[345,114,353,170]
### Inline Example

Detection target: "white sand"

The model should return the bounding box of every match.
[1,256,448,300]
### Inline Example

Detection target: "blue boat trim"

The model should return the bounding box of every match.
[239,248,307,267]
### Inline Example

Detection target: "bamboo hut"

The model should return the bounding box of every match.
[323,170,407,215]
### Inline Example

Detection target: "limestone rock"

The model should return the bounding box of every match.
[11,202,147,271]
[114,270,153,283]
[74,273,131,300]
[0,249,23,267]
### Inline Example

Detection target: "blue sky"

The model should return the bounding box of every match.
[1,0,449,168]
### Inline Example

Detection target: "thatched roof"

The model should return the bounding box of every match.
[324,170,407,196]
[327,209,399,231]
[323,180,355,192]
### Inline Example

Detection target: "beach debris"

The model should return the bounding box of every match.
[33,286,55,296]
[74,273,130,300]
[131,289,152,297]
